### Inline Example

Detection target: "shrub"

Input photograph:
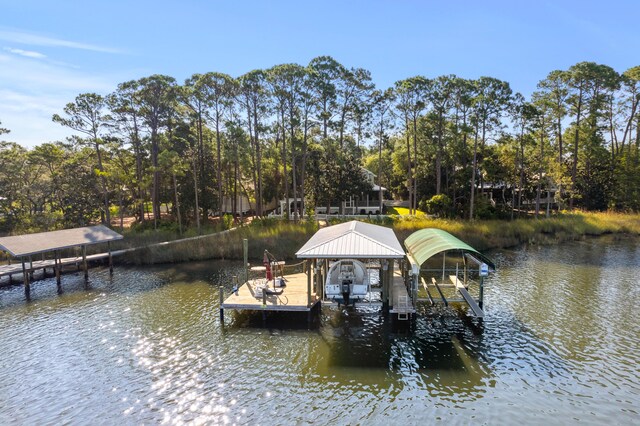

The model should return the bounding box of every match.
[421,194,452,218]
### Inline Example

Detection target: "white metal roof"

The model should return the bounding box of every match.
[295,220,405,259]
[0,225,123,257]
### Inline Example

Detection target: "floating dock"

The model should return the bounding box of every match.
[221,272,319,313]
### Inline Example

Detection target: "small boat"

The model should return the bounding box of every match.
[325,259,369,305]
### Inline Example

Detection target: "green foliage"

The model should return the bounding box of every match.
[3,58,640,237]
[222,213,234,230]
[421,194,452,217]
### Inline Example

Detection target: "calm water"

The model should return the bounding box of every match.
[0,236,638,425]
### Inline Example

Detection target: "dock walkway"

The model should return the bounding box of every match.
[0,252,119,281]
[389,270,416,316]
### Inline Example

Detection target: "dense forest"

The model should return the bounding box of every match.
[1,57,639,233]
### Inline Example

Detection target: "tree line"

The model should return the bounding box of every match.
[1,57,639,233]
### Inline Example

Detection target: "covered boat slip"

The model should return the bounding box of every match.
[405,228,495,318]
[0,225,123,298]
[221,221,416,321]
[220,221,494,323]
[296,221,414,317]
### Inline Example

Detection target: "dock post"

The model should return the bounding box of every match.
[219,286,224,322]
[82,245,88,283]
[314,260,321,300]
[463,254,468,287]
[262,291,267,323]
[21,258,30,300]
[42,253,47,278]
[108,241,113,275]
[381,260,389,312]
[55,250,62,293]
[307,261,312,307]
[29,255,34,280]
[243,239,248,284]
[479,276,484,309]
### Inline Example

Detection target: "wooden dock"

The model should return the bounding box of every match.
[0,252,118,282]
[221,272,319,313]
[389,270,416,318]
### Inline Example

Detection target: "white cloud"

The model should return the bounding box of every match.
[3,47,46,59]
[0,28,123,54]
[0,53,126,147]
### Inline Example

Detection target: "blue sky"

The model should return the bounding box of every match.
[1,0,638,147]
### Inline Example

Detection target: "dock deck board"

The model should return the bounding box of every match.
[221,272,318,312]
[390,271,415,314]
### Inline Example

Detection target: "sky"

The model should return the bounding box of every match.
[1,0,638,147]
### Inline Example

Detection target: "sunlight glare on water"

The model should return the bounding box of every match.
[0,236,638,424]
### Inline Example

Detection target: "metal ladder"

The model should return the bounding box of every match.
[397,295,409,320]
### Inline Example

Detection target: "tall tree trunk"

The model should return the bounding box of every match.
[173,171,182,235]
[216,112,223,219]
[291,121,298,223]
[254,108,263,217]
[518,130,525,217]
[412,115,418,214]
[197,111,206,222]
[469,125,479,220]
[557,116,563,163]
[300,116,309,220]
[282,112,289,219]
[536,120,544,218]
[379,118,384,213]
[93,139,110,226]
[151,128,160,229]
[570,84,583,210]
[436,111,444,195]
[132,123,144,223]
[404,118,413,215]
[192,156,200,234]
[233,148,238,223]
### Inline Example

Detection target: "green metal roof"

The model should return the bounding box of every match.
[404,228,495,270]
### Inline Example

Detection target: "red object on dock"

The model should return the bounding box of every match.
[263,252,272,281]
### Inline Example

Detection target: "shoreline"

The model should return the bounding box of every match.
[114,211,640,264]
[2,212,638,270]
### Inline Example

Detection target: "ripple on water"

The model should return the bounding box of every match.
[0,240,639,424]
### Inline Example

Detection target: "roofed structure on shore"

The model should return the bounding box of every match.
[295,220,404,259]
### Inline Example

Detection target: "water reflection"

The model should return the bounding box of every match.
[0,236,639,424]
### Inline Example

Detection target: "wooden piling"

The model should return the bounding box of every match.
[41,253,47,278]
[381,260,389,311]
[21,258,30,300]
[262,290,267,322]
[479,276,484,309]
[108,241,113,275]
[219,286,224,322]
[82,245,88,282]
[29,255,34,280]
[306,260,312,307]
[55,250,62,293]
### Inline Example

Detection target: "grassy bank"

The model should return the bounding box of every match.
[390,211,640,251]
[118,219,318,265]
[112,212,640,264]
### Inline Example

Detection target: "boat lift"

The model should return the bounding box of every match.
[403,229,495,318]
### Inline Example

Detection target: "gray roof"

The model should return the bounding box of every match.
[296,220,405,259]
[0,225,123,257]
